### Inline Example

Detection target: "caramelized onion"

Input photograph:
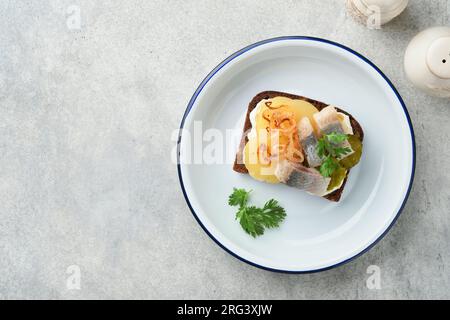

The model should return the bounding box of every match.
[286,139,304,163]
[270,143,286,161]
[262,109,305,164]
[265,102,285,109]
[262,109,272,121]
[270,111,297,134]
[258,143,271,165]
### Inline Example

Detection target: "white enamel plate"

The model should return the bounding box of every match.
[178,37,415,273]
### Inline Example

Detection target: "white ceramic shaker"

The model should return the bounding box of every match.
[404,27,450,98]
[346,0,409,28]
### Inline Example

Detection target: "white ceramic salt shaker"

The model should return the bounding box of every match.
[347,0,409,27]
[404,27,450,98]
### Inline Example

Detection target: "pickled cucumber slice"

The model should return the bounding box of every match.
[340,135,362,169]
[327,166,347,191]
[326,135,362,191]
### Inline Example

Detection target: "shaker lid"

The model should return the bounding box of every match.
[427,37,450,79]
[354,0,408,14]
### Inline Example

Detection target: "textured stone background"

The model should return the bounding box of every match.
[0,0,449,299]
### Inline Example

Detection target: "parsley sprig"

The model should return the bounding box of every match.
[228,188,250,208]
[228,188,286,238]
[316,132,351,177]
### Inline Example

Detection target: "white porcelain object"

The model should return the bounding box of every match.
[178,37,415,272]
[347,0,409,26]
[404,27,450,98]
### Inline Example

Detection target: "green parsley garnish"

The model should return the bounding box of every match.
[316,132,351,177]
[228,188,286,238]
[319,155,340,178]
[228,187,251,207]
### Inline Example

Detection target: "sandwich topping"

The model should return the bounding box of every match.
[298,117,322,168]
[243,97,362,196]
[276,160,332,196]
[243,97,318,184]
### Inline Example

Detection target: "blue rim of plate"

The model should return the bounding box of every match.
[177,36,416,274]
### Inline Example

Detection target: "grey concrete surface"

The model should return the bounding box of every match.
[0,0,449,300]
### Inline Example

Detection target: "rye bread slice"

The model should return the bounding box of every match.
[233,91,364,202]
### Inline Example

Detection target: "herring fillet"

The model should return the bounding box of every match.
[313,105,353,158]
[275,160,331,196]
[313,105,345,134]
[298,117,322,168]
